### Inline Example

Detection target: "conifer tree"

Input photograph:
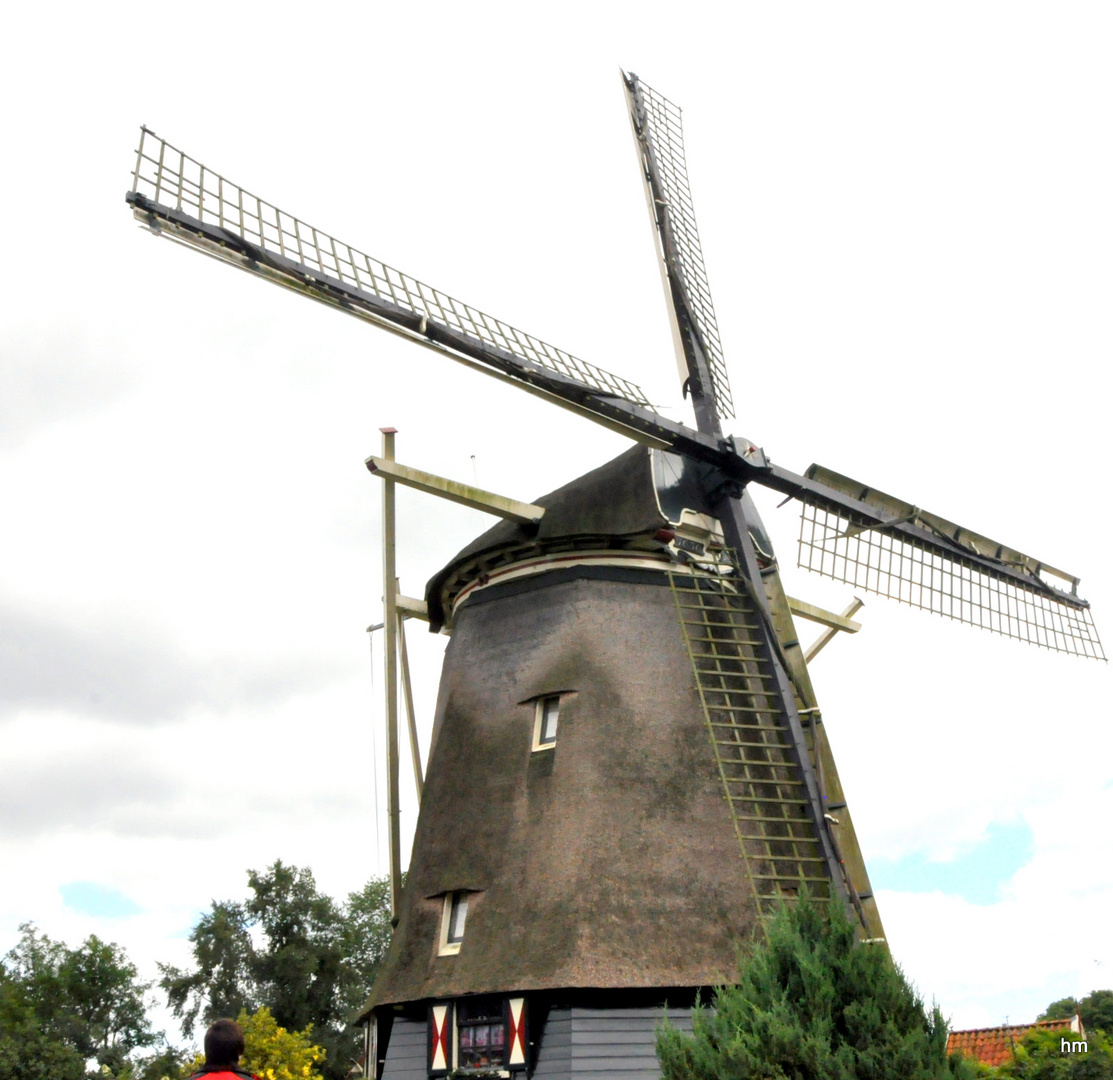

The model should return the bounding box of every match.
[656,892,975,1080]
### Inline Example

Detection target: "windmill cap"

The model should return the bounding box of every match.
[424,445,719,631]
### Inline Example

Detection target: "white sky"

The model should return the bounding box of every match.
[2,0,1110,1045]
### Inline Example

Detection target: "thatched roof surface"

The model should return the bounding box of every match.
[364,570,762,1011]
[424,445,669,629]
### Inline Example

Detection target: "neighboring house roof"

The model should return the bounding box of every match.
[948,1016,1085,1067]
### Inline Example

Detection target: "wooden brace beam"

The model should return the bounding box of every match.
[366,456,545,524]
[397,594,429,621]
[787,596,862,633]
[802,598,866,664]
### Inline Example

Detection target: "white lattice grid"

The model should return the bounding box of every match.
[797,502,1105,659]
[130,128,650,407]
[637,82,734,418]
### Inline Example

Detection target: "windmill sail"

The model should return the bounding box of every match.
[126,128,650,409]
[625,73,734,423]
[794,464,1104,659]
[119,129,1108,662]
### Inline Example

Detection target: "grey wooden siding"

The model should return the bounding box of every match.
[380,1005,692,1080]
[381,1018,425,1080]
[570,1007,692,1080]
[532,1006,693,1080]
[532,1007,572,1080]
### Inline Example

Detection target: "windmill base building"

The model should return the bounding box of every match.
[358,445,882,1078]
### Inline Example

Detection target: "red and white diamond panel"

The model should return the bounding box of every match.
[429,1004,450,1073]
[507,997,526,1069]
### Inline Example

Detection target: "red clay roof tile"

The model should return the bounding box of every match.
[947,1018,1078,1067]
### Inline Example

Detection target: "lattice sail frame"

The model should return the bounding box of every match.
[634,81,734,418]
[126,125,1103,662]
[797,500,1104,659]
[129,127,650,407]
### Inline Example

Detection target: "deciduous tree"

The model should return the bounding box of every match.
[0,923,157,1079]
[160,864,392,1080]
[994,1025,1113,1079]
[1042,993,1113,1039]
[0,958,86,1080]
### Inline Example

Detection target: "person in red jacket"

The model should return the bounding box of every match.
[187,1019,257,1080]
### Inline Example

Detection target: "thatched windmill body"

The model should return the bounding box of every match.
[125,73,1103,1078]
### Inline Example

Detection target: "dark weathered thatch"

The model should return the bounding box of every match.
[367,572,758,1008]
[424,445,671,630]
[365,448,765,1011]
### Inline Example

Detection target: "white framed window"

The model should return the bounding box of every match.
[455,996,505,1071]
[438,891,469,956]
[427,996,528,1075]
[532,695,560,751]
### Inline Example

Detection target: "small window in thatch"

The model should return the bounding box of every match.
[438,891,469,955]
[533,695,560,750]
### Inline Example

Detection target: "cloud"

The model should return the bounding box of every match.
[0,735,298,843]
[883,885,1113,1029]
[0,677,375,844]
[60,881,142,919]
[0,333,137,449]
[0,741,184,840]
[869,820,1035,905]
[0,600,347,726]
[878,793,1113,1025]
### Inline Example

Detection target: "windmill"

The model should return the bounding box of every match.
[125,72,1103,1078]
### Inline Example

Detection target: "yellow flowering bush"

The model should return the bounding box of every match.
[182,1008,325,1080]
[239,1008,325,1080]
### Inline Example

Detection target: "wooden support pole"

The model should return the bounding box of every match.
[380,428,403,924]
[398,607,424,802]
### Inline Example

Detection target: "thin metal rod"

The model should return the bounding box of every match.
[398,608,424,801]
[380,427,402,924]
[365,627,381,872]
